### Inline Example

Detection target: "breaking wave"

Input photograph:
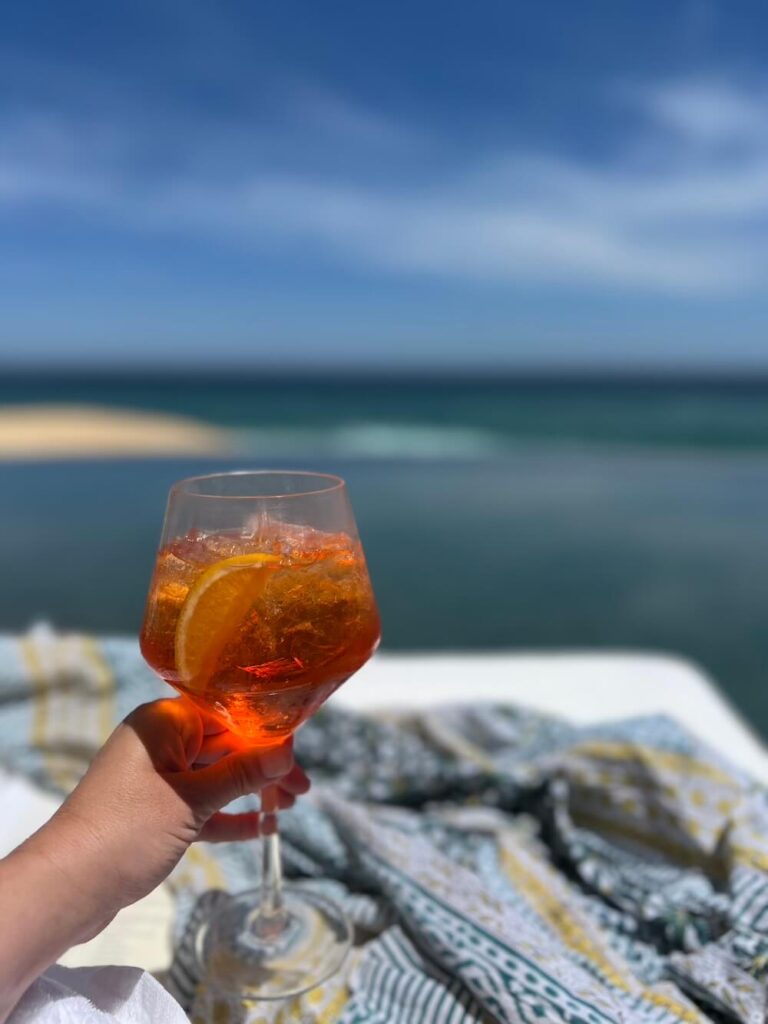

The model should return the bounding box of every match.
[236,422,506,459]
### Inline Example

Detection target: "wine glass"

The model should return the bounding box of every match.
[140,471,380,999]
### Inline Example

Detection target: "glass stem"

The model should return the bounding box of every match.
[254,783,288,940]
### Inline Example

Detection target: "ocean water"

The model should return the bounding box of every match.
[2,373,768,735]
[6,373,768,455]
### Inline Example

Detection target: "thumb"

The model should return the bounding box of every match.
[174,739,294,816]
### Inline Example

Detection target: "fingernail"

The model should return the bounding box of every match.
[260,745,292,779]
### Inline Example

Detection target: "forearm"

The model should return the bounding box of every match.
[0,814,117,1022]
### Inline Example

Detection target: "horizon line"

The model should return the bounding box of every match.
[6,362,768,385]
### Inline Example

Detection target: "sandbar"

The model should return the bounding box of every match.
[0,405,235,459]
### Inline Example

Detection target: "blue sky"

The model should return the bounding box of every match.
[2,0,768,369]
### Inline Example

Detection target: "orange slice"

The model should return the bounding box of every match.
[175,552,280,690]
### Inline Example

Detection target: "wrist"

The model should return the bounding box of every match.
[24,802,124,930]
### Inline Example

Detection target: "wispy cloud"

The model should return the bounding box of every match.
[284,80,414,147]
[637,78,768,147]
[1,75,767,294]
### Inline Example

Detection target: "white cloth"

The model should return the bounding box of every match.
[9,964,187,1023]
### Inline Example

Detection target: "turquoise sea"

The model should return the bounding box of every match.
[2,373,768,734]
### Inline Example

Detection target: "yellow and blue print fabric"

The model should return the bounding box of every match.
[2,627,768,1024]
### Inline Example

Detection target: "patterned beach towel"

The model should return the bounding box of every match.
[2,626,768,1024]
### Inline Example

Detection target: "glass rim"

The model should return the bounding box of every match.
[169,469,346,501]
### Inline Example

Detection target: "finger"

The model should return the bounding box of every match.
[198,811,261,843]
[202,715,229,736]
[196,790,297,842]
[195,733,293,766]
[258,779,297,829]
[126,697,204,770]
[260,782,279,814]
[278,763,311,796]
[179,740,294,812]
[194,732,242,766]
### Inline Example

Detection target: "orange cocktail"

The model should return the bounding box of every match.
[141,523,380,743]
[139,472,379,999]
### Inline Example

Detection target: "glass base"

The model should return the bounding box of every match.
[195,885,352,1001]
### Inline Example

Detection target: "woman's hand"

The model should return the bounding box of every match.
[0,698,309,1021]
[48,698,309,915]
